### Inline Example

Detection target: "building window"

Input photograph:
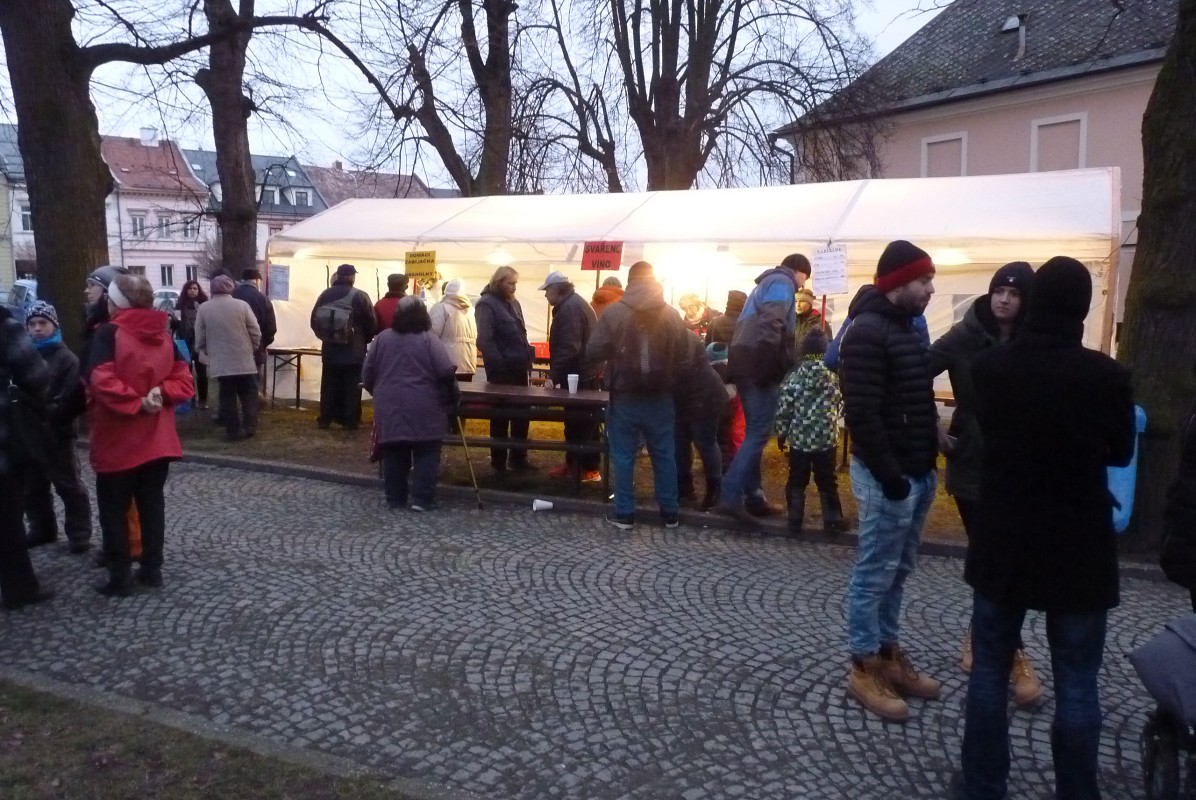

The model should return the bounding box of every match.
[185,264,199,282]
[182,217,198,239]
[1031,113,1087,172]
[157,215,173,238]
[130,214,147,237]
[19,204,32,232]
[259,186,279,205]
[128,265,146,277]
[293,189,310,206]
[160,264,174,287]
[921,133,967,178]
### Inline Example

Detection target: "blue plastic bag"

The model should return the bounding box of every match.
[1108,404,1147,534]
[172,338,193,415]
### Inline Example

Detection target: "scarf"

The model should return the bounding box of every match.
[32,330,63,351]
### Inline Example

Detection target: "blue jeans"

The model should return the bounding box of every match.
[675,415,722,493]
[608,394,678,517]
[846,460,936,655]
[962,593,1107,800]
[381,441,442,508]
[720,383,781,508]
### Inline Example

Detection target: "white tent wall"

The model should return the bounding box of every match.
[267,169,1120,402]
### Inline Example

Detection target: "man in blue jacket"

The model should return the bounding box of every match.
[716,253,808,525]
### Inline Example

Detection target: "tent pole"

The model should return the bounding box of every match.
[820,295,828,330]
[595,269,601,291]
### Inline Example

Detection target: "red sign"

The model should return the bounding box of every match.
[580,241,623,271]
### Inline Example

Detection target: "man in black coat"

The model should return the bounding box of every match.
[232,269,277,361]
[475,265,535,472]
[310,263,377,430]
[540,271,600,481]
[839,239,940,723]
[958,256,1135,800]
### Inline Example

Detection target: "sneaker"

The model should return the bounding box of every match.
[878,644,941,700]
[662,512,680,529]
[547,464,570,479]
[961,628,973,673]
[409,504,431,512]
[581,470,602,483]
[68,541,91,555]
[606,512,634,530]
[1011,649,1045,708]
[847,656,910,722]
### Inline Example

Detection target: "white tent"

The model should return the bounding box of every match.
[267,168,1120,397]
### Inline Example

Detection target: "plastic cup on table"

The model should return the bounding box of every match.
[567,374,579,394]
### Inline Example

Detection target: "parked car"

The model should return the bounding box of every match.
[154,288,180,305]
[8,278,37,312]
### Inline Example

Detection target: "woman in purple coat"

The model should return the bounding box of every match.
[363,296,457,511]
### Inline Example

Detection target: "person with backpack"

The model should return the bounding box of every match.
[585,261,693,530]
[310,263,378,431]
[22,301,92,554]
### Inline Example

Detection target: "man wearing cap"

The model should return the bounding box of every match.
[717,253,810,525]
[795,287,832,351]
[232,268,277,387]
[705,289,747,346]
[839,240,940,722]
[540,271,600,482]
[310,264,377,430]
[958,257,1134,800]
[374,274,409,331]
[82,265,130,378]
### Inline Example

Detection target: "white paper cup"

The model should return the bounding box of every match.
[567,374,579,394]
[532,498,554,511]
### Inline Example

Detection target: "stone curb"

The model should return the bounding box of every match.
[176,449,1168,585]
[0,666,484,800]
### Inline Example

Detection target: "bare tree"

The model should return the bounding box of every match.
[558,0,874,190]
[1117,0,1196,552]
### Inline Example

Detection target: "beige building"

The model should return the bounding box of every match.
[781,0,1178,342]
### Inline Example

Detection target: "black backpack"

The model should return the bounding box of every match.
[613,308,676,394]
[312,289,358,345]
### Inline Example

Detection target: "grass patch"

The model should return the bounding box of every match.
[0,680,407,800]
[176,398,966,541]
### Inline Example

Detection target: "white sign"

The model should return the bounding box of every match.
[268,264,289,302]
[811,243,849,296]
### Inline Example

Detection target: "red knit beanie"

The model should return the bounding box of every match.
[874,240,935,294]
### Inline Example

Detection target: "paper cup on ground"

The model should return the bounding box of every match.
[532,499,553,511]
[567,374,579,394]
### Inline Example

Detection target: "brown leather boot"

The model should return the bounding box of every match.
[879,644,941,700]
[1010,649,1045,708]
[847,656,910,722]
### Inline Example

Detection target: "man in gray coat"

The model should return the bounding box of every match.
[540,271,600,481]
[196,275,262,441]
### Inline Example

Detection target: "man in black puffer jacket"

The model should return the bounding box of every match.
[839,239,940,723]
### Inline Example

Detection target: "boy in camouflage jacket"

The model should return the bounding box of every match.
[775,327,847,535]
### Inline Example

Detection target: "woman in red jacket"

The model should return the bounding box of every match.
[88,275,194,596]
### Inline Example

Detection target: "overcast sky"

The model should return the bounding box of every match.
[35,1,947,185]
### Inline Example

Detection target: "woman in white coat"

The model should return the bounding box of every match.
[429,278,477,381]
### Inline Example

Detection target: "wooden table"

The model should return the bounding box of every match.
[449,382,609,492]
[266,346,322,409]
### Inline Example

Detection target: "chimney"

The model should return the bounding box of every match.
[139,126,159,147]
[333,160,343,171]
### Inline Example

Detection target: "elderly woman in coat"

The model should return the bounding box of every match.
[195,275,262,441]
[363,295,457,511]
[429,278,477,380]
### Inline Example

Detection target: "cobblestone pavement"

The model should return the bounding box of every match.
[2,462,1188,799]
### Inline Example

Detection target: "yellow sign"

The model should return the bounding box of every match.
[404,250,437,279]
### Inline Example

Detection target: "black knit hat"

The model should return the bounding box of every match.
[800,326,828,356]
[1028,256,1091,323]
[875,240,934,293]
[724,290,747,315]
[627,261,655,283]
[780,253,811,277]
[988,261,1034,298]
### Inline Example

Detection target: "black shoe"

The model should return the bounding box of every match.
[68,541,91,555]
[3,588,55,611]
[93,551,109,568]
[661,512,680,529]
[25,533,58,548]
[95,578,133,598]
[342,422,360,431]
[606,512,634,530]
[244,426,256,438]
[135,567,162,588]
[491,462,508,473]
[317,419,332,430]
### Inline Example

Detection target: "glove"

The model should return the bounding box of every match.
[881,477,911,501]
[776,436,787,452]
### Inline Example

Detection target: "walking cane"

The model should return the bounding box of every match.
[457,415,484,510]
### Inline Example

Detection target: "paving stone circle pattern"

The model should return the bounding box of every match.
[2,462,1188,799]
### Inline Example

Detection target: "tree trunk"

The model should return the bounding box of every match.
[1116,0,1196,553]
[195,0,257,279]
[0,0,112,350]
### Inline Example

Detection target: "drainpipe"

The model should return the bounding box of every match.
[768,134,797,184]
[114,183,126,268]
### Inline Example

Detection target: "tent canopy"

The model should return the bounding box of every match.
[267,168,1120,355]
